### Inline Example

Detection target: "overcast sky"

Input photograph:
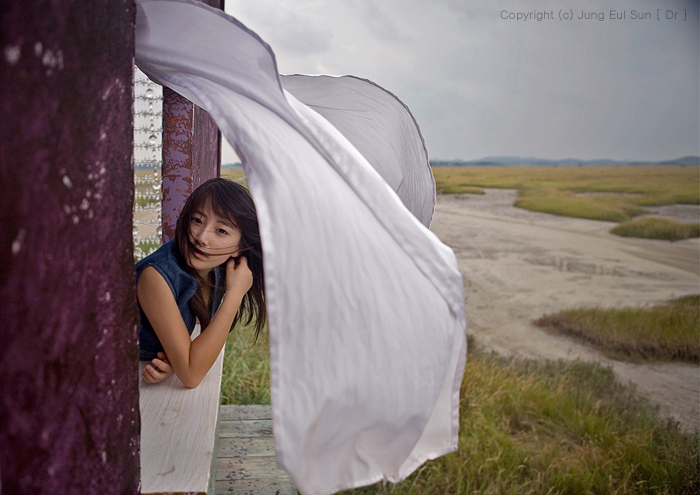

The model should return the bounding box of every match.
[221,0,699,162]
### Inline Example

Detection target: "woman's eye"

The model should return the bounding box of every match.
[190,216,202,224]
[216,228,229,235]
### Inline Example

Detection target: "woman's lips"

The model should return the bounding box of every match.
[192,248,209,260]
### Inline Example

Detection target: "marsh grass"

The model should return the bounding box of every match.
[516,187,648,223]
[612,218,700,241]
[342,346,699,494]
[220,322,271,405]
[432,166,700,229]
[219,334,700,494]
[535,295,700,363]
[440,184,486,195]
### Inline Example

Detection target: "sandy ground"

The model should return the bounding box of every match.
[430,190,700,432]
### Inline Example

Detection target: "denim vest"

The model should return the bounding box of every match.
[136,239,223,361]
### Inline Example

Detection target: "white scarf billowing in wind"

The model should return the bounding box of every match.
[135,1,467,493]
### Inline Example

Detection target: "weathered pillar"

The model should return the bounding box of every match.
[160,0,223,242]
[161,90,222,241]
[0,1,140,494]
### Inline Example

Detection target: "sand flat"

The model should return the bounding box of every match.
[431,189,699,431]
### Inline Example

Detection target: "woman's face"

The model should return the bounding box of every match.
[186,203,242,277]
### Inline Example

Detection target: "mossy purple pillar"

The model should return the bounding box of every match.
[0,1,140,494]
[161,0,223,242]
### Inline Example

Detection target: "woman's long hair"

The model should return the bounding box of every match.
[175,178,266,341]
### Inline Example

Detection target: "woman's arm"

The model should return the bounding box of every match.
[137,257,253,388]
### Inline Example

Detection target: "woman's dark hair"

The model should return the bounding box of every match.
[175,178,266,341]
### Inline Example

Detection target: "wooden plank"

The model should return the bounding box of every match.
[218,404,272,421]
[215,405,297,494]
[215,479,298,495]
[218,419,274,438]
[216,456,287,480]
[140,331,225,494]
[217,437,276,458]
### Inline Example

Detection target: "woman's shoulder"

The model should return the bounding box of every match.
[136,240,197,297]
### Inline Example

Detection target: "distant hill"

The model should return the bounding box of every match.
[430,156,700,167]
[222,162,242,169]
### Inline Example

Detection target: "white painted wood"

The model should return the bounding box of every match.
[140,326,224,495]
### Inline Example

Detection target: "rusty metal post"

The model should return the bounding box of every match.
[0,1,140,493]
[161,90,222,241]
[161,0,224,242]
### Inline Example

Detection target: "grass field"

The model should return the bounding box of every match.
[432,166,700,239]
[536,295,700,364]
[220,322,271,405]
[611,218,700,242]
[342,346,699,494]
[221,329,699,494]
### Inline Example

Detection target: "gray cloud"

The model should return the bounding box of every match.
[223,0,699,162]
[228,1,334,57]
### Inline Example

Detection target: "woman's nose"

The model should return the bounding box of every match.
[195,228,211,246]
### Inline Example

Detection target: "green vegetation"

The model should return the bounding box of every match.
[432,166,700,239]
[440,184,486,195]
[220,167,247,185]
[220,322,271,405]
[134,195,158,207]
[535,295,700,364]
[516,187,647,223]
[341,346,699,495]
[220,334,699,494]
[612,218,700,241]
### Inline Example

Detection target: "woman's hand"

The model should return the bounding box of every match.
[142,352,175,384]
[226,256,253,297]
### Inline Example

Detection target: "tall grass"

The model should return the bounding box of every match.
[219,333,699,494]
[535,295,700,363]
[342,346,699,494]
[516,187,647,223]
[220,322,271,405]
[612,218,700,241]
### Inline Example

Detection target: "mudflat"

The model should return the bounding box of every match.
[431,189,700,431]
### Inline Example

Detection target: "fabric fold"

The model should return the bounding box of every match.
[280,74,435,227]
[135,1,467,494]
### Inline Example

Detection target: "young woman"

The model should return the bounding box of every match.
[136,178,266,388]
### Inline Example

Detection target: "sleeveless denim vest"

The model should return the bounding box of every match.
[136,239,224,361]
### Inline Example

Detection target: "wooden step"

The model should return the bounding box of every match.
[215,405,298,495]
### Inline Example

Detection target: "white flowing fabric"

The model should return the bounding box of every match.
[280,74,435,227]
[135,2,467,494]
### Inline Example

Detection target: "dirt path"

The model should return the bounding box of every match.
[430,190,700,432]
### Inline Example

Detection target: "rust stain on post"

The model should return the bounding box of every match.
[161,0,222,242]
